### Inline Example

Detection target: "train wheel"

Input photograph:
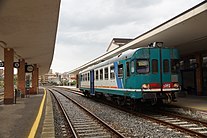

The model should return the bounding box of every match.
[95,92,103,99]
[116,97,125,106]
[157,99,164,105]
[134,99,143,111]
[83,91,87,96]
[130,99,139,111]
[86,91,90,97]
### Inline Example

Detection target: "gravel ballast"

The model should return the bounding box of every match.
[56,88,191,138]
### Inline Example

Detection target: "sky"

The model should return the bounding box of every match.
[50,0,204,73]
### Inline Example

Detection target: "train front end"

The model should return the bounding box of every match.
[131,42,181,103]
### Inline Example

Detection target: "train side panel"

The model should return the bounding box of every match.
[80,46,181,102]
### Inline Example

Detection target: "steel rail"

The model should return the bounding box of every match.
[53,89,125,138]
[138,112,207,138]
[157,110,207,127]
[49,89,78,138]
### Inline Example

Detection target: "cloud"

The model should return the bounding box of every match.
[58,0,165,32]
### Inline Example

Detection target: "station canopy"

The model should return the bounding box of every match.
[70,1,207,74]
[0,0,60,75]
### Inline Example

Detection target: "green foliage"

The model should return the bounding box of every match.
[71,80,76,86]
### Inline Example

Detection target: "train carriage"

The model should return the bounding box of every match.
[79,42,181,104]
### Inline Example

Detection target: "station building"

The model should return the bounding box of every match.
[70,1,207,96]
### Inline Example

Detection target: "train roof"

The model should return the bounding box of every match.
[80,45,178,73]
[80,47,141,73]
[80,45,178,74]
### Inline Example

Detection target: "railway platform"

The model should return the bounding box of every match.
[168,94,207,121]
[0,88,49,138]
[172,95,207,112]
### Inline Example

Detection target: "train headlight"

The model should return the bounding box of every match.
[173,83,179,88]
[163,83,171,88]
[142,84,150,89]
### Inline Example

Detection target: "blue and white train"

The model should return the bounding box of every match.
[79,42,181,104]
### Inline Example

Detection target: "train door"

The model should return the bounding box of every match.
[114,61,124,89]
[150,48,172,89]
[123,60,133,88]
[150,48,162,86]
[90,70,95,95]
[161,48,171,86]
[124,61,130,87]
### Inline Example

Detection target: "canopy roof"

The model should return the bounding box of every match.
[0,0,60,75]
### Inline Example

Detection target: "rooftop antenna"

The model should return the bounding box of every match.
[148,42,164,47]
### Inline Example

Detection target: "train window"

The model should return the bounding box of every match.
[100,69,103,80]
[110,66,115,79]
[171,59,180,74]
[118,64,123,78]
[126,62,130,77]
[88,73,90,81]
[95,70,98,80]
[152,59,158,74]
[163,59,169,73]
[82,74,84,81]
[131,61,135,73]
[83,74,85,81]
[104,67,108,80]
[85,74,88,81]
[136,60,149,74]
[85,74,87,81]
[81,74,83,81]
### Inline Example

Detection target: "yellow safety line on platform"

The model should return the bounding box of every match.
[28,88,46,138]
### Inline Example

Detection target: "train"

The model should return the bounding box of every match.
[79,42,181,105]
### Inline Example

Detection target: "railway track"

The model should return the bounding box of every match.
[54,87,207,137]
[50,88,125,138]
[142,110,207,138]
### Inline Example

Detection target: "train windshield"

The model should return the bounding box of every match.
[136,60,149,74]
[171,59,180,74]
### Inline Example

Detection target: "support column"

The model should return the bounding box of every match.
[4,48,14,104]
[195,54,203,96]
[36,67,39,94]
[31,64,38,94]
[76,74,79,88]
[17,59,26,98]
[183,58,190,69]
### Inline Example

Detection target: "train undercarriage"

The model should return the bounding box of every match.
[82,89,177,108]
